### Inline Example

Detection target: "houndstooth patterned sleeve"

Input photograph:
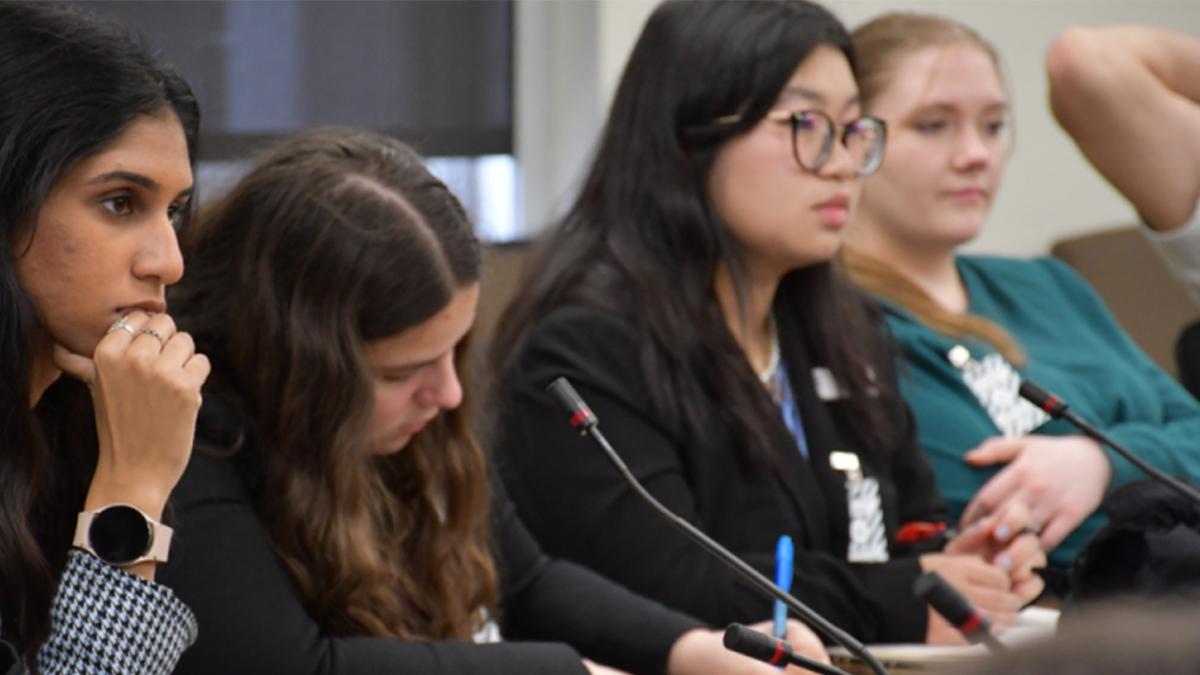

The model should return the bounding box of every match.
[36,550,197,675]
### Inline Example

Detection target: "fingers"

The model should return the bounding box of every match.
[922,553,1011,589]
[125,312,178,358]
[182,352,212,391]
[961,450,1025,528]
[988,500,1031,544]
[1013,575,1046,605]
[52,343,96,385]
[1039,513,1075,551]
[785,619,831,665]
[960,557,1011,589]
[945,516,993,555]
[964,436,1024,466]
[995,533,1043,582]
[976,596,1020,627]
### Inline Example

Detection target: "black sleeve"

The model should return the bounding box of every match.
[493,478,703,674]
[495,307,930,643]
[158,453,590,675]
[889,403,952,557]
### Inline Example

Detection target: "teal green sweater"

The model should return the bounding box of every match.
[881,255,1200,566]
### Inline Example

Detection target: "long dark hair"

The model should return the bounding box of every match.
[0,1,199,654]
[172,129,497,640]
[492,0,899,460]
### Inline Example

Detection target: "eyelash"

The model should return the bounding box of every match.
[102,195,135,216]
[101,193,189,226]
[381,370,417,384]
[913,119,1007,136]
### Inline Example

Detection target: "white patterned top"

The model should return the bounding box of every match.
[36,550,197,674]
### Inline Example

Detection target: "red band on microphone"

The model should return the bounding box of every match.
[769,640,786,665]
[569,410,592,428]
[1041,396,1061,414]
[959,612,983,635]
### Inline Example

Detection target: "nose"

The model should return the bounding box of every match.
[816,134,858,181]
[132,212,185,286]
[951,125,992,171]
[415,352,464,411]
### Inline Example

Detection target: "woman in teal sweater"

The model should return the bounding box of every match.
[841,12,1200,567]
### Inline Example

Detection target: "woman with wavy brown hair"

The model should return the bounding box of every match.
[159,127,825,675]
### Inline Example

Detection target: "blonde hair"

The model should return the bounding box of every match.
[841,247,1025,365]
[853,12,1001,110]
[845,13,1023,366]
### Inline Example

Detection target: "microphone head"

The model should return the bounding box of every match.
[1017,379,1067,417]
[913,571,979,630]
[545,377,598,431]
[723,623,789,664]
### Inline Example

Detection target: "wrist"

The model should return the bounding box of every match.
[665,629,709,675]
[84,473,169,521]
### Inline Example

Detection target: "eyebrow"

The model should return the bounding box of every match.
[87,170,194,199]
[909,101,1010,115]
[379,357,437,373]
[777,85,861,114]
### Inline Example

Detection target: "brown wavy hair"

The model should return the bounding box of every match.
[845,13,1024,366]
[171,128,497,640]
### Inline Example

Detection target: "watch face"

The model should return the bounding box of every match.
[89,505,152,565]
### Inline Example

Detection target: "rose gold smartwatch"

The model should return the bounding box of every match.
[73,503,173,567]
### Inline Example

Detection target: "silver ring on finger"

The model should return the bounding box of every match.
[107,317,136,336]
[140,326,167,345]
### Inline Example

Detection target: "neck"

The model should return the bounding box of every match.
[29,330,61,407]
[713,260,780,376]
[845,215,967,313]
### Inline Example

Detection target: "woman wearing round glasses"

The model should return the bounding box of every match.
[490,0,1042,645]
[841,13,1200,570]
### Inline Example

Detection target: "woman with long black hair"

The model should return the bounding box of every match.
[0,3,208,671]
[490,0,1044,645]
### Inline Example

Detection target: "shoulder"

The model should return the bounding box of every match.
[959,254,1088,290]
[513,303,644,375]
[527,304,638,345]
[172,448,254,512]
[959,254,1108,314]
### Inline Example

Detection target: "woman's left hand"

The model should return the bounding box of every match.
[960,434,1111,551]
[945,500,1046,604]
[666,621,829,674]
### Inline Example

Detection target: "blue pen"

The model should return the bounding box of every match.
[773,534,793,645]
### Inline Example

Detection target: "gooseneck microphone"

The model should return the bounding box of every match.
[912,572,1005,653]
[723,623,846,675]
[545,377,885,675]
[1018,379,1200,506]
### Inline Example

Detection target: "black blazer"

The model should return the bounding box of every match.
[157,406,701,675]
[494,304,947,643]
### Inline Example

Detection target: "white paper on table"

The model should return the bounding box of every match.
[827,607,1059,666]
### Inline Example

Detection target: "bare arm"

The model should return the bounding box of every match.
[1047,25,1200,231]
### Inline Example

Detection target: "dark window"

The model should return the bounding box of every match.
[79,1,513,160]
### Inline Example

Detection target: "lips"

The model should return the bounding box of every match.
[813,194,852,226]
[400,415,437,436]
[116,301,166,315]
[814,194,851,210]
[946,187,988,202]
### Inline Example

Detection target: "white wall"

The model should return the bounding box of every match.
[516,0,1200,256]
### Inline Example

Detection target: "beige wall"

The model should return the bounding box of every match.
[518,1,1200,255]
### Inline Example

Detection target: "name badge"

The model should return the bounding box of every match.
[830,450,888,563]
[947,344,1049,438]
[812,367,846,401]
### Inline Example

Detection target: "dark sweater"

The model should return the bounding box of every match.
[157,407,702,674]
